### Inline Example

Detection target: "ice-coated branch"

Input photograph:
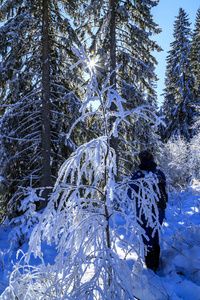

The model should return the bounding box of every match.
[14,46,163,299]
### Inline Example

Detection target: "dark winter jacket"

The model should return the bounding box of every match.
[128,160,168,211]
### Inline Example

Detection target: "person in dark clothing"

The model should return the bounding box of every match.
[128,150,168,272]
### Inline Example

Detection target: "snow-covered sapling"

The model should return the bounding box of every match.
[3,47,163,299]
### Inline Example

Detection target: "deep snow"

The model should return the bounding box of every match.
[0,183,200,299]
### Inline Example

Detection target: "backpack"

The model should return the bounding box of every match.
[138,169,168,210]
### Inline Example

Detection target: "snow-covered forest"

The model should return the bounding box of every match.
[0,1,200,299]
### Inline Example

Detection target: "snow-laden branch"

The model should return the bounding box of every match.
[6,46,164,299]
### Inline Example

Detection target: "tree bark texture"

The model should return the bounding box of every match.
[109,0,119,179]
[109,0,116,87]
[41,0,51,207]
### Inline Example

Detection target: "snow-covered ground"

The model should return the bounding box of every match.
[0,184,200,299]
[132,183,200,300]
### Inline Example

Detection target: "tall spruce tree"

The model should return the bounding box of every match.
[162,8,196,141]
[0,0,83,217]
[75,0,162,100]
[74,0,162,177]
[191,7,200,102]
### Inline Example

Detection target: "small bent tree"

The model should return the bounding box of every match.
[1,48,163,299]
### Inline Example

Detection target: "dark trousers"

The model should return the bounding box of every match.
[141,210,165,271]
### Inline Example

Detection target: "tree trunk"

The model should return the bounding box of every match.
[40,0,51,208]
[109,0,116,87]
[109,0,119,179]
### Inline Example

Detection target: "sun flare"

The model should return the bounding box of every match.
[88,57,97,69]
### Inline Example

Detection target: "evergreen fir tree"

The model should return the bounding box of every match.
[162,8,196,141]
[74,0,162,176]
[0,0,83,218]
[75,0,161,96]
[191,7,200,102]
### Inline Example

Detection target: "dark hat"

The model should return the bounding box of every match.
[139,150,154,162]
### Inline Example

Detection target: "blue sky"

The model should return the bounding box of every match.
[152,0,200,106]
